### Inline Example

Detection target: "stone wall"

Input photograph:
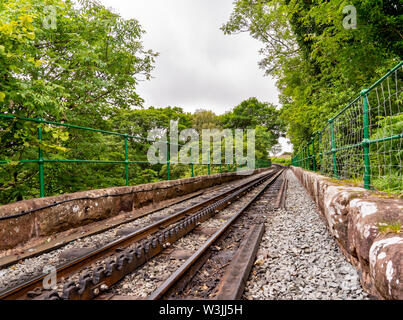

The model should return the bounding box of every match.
[0,169,269,251]
[291,167,402,300]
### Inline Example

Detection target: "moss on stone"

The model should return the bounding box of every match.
[377,222,402,234]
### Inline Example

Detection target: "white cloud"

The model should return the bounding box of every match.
[99,0,279,111]
[98,0,292,153]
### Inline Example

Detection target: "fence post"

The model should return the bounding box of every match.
[307,143,311,170]
[124,134,129,186]
[312,136,317,172]
[361,89,371,190]
[329,119,339,179]
[305,147,308,170]
[311,140,314,170]
[208,162,211,175]
[299,148,304,169]
[300,151,303,168]
[166,141,170,180]
[38,118,45,197]
[318,131,323,173]
[304,147,307,170]
[191,145,195,177]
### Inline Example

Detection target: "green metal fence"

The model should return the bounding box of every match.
[0,115,271,199]
[292,61,403,192]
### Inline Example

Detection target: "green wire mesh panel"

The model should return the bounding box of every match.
[320,123,334,177]
[293,61,403,193]
[333,98,364,183]
[1,110,273,203]
[367,64,402,192]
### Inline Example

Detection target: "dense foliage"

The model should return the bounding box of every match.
[222,0,402,151]
[0,0,158,203]
[0,1,283,204]
[271,157,292,167]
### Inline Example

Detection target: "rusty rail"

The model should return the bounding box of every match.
[275,170,288,209]
[0,169,276,300]
[214,224,265,300]
[147,169,284,300]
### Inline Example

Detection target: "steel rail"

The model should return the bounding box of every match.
[57,170,277,300]
[0,189,209,269]
[213,224,265,300]
[0,169,275,300]
[0,113,184,145]
[0,171,261,222]
[147,169,284,300]
[275,172,288,210]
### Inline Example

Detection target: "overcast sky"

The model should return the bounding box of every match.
[98,0,292,153]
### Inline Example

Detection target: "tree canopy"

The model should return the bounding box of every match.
[0,0,157,120]
[222,0,402,150]
[0,1,284,204]
[0,0,159,203]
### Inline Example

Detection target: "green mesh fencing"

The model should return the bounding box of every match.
[0,114,271,201]
[292,61,403,193]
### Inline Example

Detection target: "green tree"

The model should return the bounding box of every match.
[0,0,157,203]
[223,0,402,151]
[221,97,284,160]
[191,109,221,133]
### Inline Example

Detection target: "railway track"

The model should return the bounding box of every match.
[0,171,268,270]
[0,168,285,300]
[147,169,286,300]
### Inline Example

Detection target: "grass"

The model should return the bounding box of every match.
[377,222,402,234]
[323,177,364,188]
[372,174,403,197]
[319,176,402,198]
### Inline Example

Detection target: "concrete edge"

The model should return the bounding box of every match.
[0,169,269,250]
[291,166,403,300]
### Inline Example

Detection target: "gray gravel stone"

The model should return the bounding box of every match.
[0,174,267,292]
[243,170,370,300]
[58,247,94,260]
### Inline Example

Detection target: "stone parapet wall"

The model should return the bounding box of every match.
[291,167,402,300]
[0,169,269,250]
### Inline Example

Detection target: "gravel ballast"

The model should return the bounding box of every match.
[110,179,272,298]
[0,169,370,300]
[0,171,270,293]
[243,170,370,300]
[0,173,274,292]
